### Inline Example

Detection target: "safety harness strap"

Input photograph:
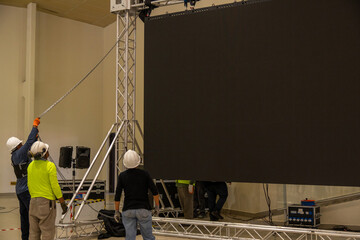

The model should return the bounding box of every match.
[12,161,30,179]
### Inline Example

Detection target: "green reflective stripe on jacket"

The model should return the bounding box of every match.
[176,180,191,184]
[176,180,195,187]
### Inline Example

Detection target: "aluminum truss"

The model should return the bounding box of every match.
[111,0,183,13]
[153,217,360,240]
[56,220,104,240]
[56,122,124,239]
[115,9,137,174]
[112,0,186,175]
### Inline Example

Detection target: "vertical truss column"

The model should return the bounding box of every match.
[116,9,137,174]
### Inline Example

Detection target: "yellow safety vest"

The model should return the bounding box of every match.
[27,159,63,200]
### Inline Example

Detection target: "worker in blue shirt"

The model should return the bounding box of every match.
[6,118,40,240]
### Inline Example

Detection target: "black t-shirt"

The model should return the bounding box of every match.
[115,168,158,211]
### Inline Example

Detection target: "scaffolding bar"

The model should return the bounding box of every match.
[74,121,125,220]
[60,123,116,221]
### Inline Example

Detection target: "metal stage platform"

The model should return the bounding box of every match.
[153,218,360,240]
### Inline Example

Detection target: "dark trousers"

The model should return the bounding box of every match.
[17,190,31,240]
[193,181,206,214]
[204,182,228,212]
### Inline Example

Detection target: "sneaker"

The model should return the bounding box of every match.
[197,213,206,218]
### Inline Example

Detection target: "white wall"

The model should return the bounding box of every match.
[35,11,104,181]
[224,182,360,225]
[102,21,116,191]
[0,4,106,193]
[0,5,27,193]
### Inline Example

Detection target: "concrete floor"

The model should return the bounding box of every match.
[0,194,194,240]
[0,193,285,240]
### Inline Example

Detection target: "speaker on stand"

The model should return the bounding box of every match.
[76,146,90,169]
[59,145,91,221]
[59,146,73,168]
[59,146,75,220]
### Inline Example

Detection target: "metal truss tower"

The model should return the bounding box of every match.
[112,0,184,176]
[115,9,137,173]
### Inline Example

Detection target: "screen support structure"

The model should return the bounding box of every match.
[114,2,181,216]
[109,1,360,240]
[113,1,185,176]
[55,0,360,239]
[115,9,137,175]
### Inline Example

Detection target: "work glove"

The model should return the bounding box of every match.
[33,117,40,127]
[61,202,68,215]
[154,205,160,217]
[188,184,194,194]
[114,211,121,223]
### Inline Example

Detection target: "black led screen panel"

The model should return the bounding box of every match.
[144,0,360,186]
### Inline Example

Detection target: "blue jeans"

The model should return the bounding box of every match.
[17,190,31,240]
[122,209,154,240]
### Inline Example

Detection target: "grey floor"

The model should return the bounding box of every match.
[0,193,282,240]
[0,194,194,240]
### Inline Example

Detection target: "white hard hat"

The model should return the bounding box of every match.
[30,141,49,158]
[123,150,140,169]
[6,137,23,152]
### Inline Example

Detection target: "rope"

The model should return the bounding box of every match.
[38,31,125,118]
[35,30,129,185]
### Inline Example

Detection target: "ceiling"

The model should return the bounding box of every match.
[0,0,117,27]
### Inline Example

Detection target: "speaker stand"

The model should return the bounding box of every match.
[72,157,76,221]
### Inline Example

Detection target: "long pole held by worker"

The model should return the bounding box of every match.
[38,32,125,118]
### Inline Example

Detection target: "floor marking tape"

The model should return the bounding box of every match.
[0,228,20,231]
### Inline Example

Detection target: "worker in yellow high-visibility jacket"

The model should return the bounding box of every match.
[27,141,67,240]
[176,180,195,219]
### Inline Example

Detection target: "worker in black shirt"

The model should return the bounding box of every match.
[114,150,159,240]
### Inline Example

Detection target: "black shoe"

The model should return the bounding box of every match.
[211,211,224,220]
[209,211,219,221]
[197,213,206,218]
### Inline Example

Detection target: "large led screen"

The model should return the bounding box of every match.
[144,0,360,186]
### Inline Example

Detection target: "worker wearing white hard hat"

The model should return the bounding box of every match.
[114,150,160,240]
[123,149,141,169]
[27,140,67,240]
[5,117,40,240]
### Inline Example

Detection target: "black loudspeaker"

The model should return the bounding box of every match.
[59,146,73,168]
[76,146,90,169]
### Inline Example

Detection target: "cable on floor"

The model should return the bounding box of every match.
[0,207,19,213]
